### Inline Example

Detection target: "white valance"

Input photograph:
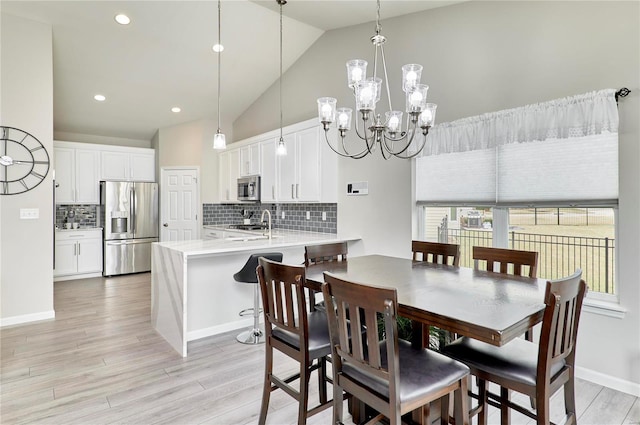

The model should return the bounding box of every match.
[422,89,619,156]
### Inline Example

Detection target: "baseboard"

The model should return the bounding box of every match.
[54,272,102,282]
[186,318,253,341]
[576,366,640,397]
[0,310,55,327]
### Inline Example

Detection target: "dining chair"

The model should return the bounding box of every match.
[256,257,332,425]
[322,272,471,425]
[412,240,460,266]
[472,246,539,341]
[304,241,348,266]
[441,270,587,425]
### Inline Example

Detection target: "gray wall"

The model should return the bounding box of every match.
[1,14,54,323]
[234,1,640,389]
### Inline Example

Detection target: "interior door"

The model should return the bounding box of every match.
[160,168,199,242]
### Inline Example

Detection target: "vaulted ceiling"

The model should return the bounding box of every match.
[2,1,463,141]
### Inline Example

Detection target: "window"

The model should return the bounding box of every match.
[415,90,620,300]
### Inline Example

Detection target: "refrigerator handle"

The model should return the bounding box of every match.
[130,188,136,234]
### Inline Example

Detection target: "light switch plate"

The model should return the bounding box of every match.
[346,181,368,196]
[20,208,39,219]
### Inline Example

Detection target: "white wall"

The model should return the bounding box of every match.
[1,14,54,324]
[234,1,640,391]
[53,131,150,148]
[155,117,232,204]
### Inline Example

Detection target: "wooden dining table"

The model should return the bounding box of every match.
[305,254,548,348]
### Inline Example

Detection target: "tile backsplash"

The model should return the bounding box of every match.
[56,205,98,228]
[203,203,337,234]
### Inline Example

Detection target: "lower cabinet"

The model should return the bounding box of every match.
[55,230,103,278]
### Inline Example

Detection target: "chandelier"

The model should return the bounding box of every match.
[316,0,437,159]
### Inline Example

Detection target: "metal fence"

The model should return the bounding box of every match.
[441,228,615,294]
[509,207,615,226]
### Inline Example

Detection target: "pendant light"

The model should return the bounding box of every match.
[213,0,226,149]
[276,0,287,155]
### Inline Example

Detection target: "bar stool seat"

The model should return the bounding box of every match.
[234,252,283,344]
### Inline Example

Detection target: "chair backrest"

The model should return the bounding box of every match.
[322,272,401,409]
[472,246,538,278]
[304,242,348,266]
[233,252,283,283]
[257,257,313,348]
[538,270,587,382]
[412,240,460,266]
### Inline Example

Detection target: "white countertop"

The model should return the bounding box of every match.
[55,227,103,232]
[155,228,359,258]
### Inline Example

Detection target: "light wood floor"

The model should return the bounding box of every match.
[1,273,638,425]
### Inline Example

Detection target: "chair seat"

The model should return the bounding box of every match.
[272,310,331,359]
[343,339,469,406]
[442,336,566,387]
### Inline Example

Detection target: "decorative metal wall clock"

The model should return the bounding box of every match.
[0,126,50,195]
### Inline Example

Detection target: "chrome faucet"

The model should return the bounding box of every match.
[261,209,272,239]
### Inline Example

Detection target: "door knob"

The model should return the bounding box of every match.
[163,223,168,227]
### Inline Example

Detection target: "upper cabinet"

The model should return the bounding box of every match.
[100,150,155,182]
[218,149,239,202]
[240,143,260,177]
[54,141,156,204]
[218,119,337,204]
[54,147,100,204]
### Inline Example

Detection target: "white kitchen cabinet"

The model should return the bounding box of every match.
[222,118,337,204]
[54,229,103,279]
[129,152,156,181]
[240,143,260,176]
[272,127,321,203]
[101,150,155,181]
[218,149,240,202]
[54,147,100,204]
[260,138,277,202]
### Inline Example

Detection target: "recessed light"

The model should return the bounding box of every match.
[212,44,224,53]
[115,14,131,25]
[171,107,181,113]
[94,94,106,102]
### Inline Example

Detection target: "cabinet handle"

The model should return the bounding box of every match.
[272,185,275,199]
[78,243,81,256]
[291,184,295,199]
[296,184,299,199]
[73,244,76,256]
[226,189,229,200]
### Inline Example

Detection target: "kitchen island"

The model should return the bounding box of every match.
[151,228,360,356]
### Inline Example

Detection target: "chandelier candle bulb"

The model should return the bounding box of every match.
[317,97,337,125]
[337,108,353,130]
[402,64,423,92]
[419,104,437,128]
[385,111,403,133]
[346,60,368,88]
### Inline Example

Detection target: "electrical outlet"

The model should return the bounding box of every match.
[281,211,285,219]
[322,211,327,221]
[20,208,39,219]
[306,211,310,220]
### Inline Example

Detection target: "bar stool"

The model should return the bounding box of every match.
[234,252,283,344]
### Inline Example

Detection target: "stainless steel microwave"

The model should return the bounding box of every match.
[237,175,260,201]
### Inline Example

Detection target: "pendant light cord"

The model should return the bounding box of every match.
[217,0,222,131]
[279,0,284,141]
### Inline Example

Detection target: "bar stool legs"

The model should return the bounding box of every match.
[236,282,264,344]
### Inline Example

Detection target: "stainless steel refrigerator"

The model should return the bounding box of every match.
[100,181,158,276]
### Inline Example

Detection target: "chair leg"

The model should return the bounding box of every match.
[333,380,344,425]
[564,370,577,422]
[298,360,311,425]
[258,343,273,425]
[536,390,551,425]
[477,379,488,425]
[440,393,450,425]
[500,387,510,425]
[453,377,470,425]
[318,356,328,404]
